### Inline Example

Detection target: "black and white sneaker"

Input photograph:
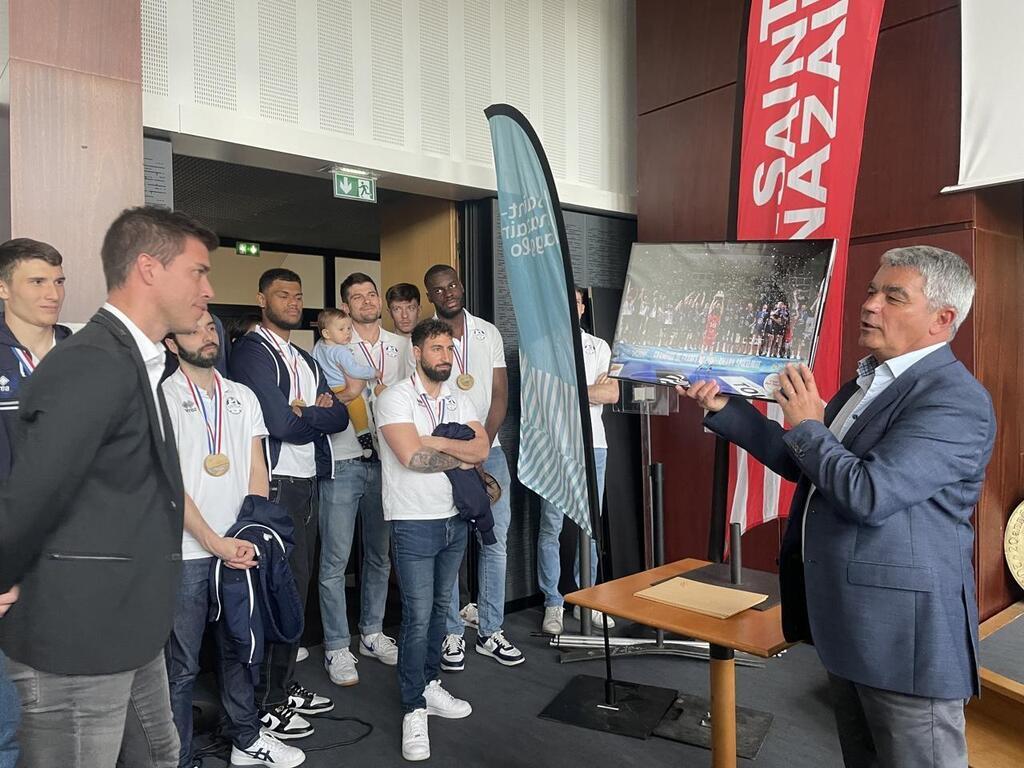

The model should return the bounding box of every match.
[230,731,305,766]
[259,704,314,740]
[475,629,525,666]
[287,682,334,715]
[440,633,466,672]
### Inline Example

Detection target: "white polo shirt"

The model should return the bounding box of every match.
[445,309,506,447]
[329,325,413,460]
[163,368,268,560]
[256,325,318,477]
[581,330,612,450]
[376,373,481,521]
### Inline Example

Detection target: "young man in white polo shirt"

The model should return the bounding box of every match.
[377,319,489,761]
[315,273,414,689]
[164,311,304,768]
[423,264,524,670]
[536,288,620,634]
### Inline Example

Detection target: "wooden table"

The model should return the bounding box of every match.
[565,558,790,768]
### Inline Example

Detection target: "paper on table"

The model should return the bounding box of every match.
[634,577,767,619]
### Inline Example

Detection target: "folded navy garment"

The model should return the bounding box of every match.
[431,422,497,545]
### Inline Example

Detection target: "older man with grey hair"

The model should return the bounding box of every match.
[682,245,995,768]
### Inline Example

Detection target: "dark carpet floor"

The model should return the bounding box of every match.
[197,606,843,767]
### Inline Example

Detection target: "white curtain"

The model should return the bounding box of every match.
[946,0,1024,192]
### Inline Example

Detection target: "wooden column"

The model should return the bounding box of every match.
[3,0,143,322]
[378,193,458,331]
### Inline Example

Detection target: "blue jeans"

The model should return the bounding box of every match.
[392,517,467,712]
[0,651,17,768]
[165,559,259,766]
[319,459,391,651]
[446,446,512,637]
[537,447,607,607]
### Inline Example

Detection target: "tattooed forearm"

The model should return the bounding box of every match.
[408,448,461,473]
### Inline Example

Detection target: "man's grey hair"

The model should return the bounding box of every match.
[879,246,975,337]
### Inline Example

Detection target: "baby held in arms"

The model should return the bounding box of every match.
[313,308,384,458]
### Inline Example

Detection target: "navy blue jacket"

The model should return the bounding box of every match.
[210,495,304,681]
[432,422,496,545]
[0,316,72,482]
[705,345,995,699]
[229,331,348,478]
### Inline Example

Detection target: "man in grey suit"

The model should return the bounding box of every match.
[683,246,995,768]
[0,207,217,767]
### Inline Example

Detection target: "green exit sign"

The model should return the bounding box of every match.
[235,241,260,256]
[333,172,377,203]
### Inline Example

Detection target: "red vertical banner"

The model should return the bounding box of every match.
[731,0,885,534]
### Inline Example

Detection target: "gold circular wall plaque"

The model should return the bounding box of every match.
[1004,500,1024,591]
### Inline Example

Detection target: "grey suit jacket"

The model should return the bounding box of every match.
[0,309,185,675]
[705,345,995,699]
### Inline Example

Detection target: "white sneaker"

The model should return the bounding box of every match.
[324,648,359,686]
[474,629,525,666]
[423,679,472,719]
[230,731,305,766]
[295,647,309,663]
[402,708,430,761]
[542,606,564,635]
[359,632,399,666]
[573,605,616,629]
[459,602,480,629]
[440,634,465,672]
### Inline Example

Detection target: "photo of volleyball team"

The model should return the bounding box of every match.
[609,241,836,399]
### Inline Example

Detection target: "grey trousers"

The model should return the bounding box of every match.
[827,673,968,768]
[7,652,179,768]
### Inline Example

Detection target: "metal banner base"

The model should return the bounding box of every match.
[539,674,678,740]
[654,693,774,759]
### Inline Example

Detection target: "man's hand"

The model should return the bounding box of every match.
[677,380,729,413]
[373,382,386,397]
[210,537,258,569]
[314,392,334,408]
[775,363,825,426]
[0,586,19,618]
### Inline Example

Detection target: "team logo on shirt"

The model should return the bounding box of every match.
[225,396,243,415]
[0,375,9,393]
[582,340,596,354]
[182,399,198,414]
[444,396,457,411]
[472,329,486,340]
[383,343,399,358]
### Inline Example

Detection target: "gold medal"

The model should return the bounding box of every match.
[457,373,475,390]
[204,453,231,477]
[291,398,307,408]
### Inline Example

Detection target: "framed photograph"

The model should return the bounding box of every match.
[608,240,837,400]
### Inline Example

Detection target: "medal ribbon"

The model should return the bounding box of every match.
[359,340,385,385]
[259,326,302,402]
[184,371,223,455]
[451,311,470,375]
[12,348,37,378]
[412,374,446,430]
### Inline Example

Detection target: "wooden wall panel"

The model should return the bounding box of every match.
[8,61,142,322]
[636,0,744,114]
[852,8,971,239]
[9,0,141,83]
[637,86,737,242]
[881,0,959,31]
[378,194,456,332]
[972,188,1024,618]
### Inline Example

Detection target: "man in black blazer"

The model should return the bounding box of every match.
[0,206,217,767]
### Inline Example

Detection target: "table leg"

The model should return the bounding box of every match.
[710,644,736,768]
